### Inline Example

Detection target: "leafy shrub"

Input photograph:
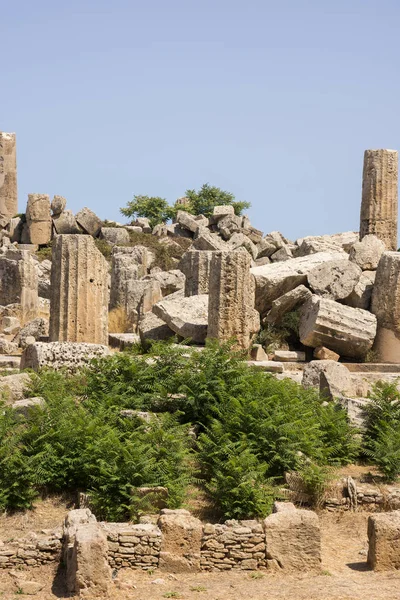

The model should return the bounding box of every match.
[184,183,250,217]
[120,195,176,228]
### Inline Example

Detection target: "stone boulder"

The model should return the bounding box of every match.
[21,342,110,372]
[307,259,361,300]
[265,285,312,324]
[250,251,345,315]
[26,194,52,245]
[76,207,103,237]
[138,312,175,344]
[368,511,400,571]
[67,522,111,596]
[344,271,375,310]
[176,211,198,234]
[313,346,340,361]
[299,295,377,359]
[53,210,81,234]
[152,294,208,343]
[193,230,227,251]
[302,360,354,400]
[100,227,130,245]
[349,234,385,270]
[13,317,49,347]
[37,259,51,299]
[51,195,67,216]
[144,270,185,297]
[264,508,321,572]
[0,372,31,403]
[158,509,202,572]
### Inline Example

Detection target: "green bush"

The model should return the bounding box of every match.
[120,195,176,228]
[184,183,250,218]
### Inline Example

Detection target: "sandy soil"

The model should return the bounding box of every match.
[1,498,400,599]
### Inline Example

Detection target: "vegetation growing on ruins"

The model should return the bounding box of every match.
[120,195,176,228]
[0,343,360,520]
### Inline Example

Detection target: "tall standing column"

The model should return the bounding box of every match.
[207,250,260,350]
[371,251,400,362]
[0,132,17,227]
[49,235,109,345]
[360,149,398,250]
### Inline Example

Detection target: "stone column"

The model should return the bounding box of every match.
[179,250,213,296]
[371,251,400,362]
[360,149,398,250]
[0,248,38,321]
[26,194,52,245]
[49,235,109,345]
[0,132,17,227]
[207,250,260,350]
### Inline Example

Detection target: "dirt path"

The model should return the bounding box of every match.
[2,510,400,599]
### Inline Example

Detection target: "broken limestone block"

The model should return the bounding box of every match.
[53,209,81,234]
[179,250,213,296]
[274,350,305,362]
[8,216,23,243]
[13,316,49,347]
[110,245,155,313]
[165,222,193,239]
[313,346,340,361]
[12,397,45,417]
[344,271,375,310]
[265,285,312,324]
[49,235,109,344]
[368,511,400,571]
[0,315,20,334]
[302,360,354,400]
[0,337,18,354]
[158,509,202,573]
[264,508,321,572]
[0,372,31,402]
[21,341,110,372]
[361,149,398,251]
[229,232,258,260]
[0,248,38,320]
[51,195,67,216]
[138,311,174,344]
[307,259,361,300]
[247,360,283,373]
[37,258,52,300]
[76,207,103,237]
[270,246,293,262]
[176,210,198,234]
[0,132,17,227]
[349,234,385,271]
[299,296,377,359]
[250,344,268,361]
[144,269,185,297]
[26,194,52,245]
[100,226,130,245]
[338,397,370,428]
[213,205,235,218]
[371,252,400,362]
[153,294,208,343]
[193,230,227,251]
[251,251,345,315]
[216,213,242,240]
[257,237,277,259]
[207,251,260,350]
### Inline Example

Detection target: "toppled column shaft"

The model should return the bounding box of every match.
[49,235,109,344]
[0,132,17,227]
[360,149,398,250]
[371,251,400,362]
[207,250,260,350]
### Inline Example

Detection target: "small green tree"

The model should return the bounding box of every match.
[120,195,175,228]
[184,183,250,217]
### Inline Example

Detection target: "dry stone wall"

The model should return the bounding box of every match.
[0,531,62,568]
[102,523,162,570]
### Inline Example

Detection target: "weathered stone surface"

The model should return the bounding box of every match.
[179,250,213,296]
[100,227,130,245]
[338,397,370,428]
[12,397,45,417]
[51,195,67,216]
[158,509,202,572]
[193,230,226,251]
[50,235,109,344]
[360,149,398,251]
[0,372,31,402]
[302,360,354,400]
[13,317,49,347]
[313,346,340,361]
[76,207,103,237]
[345,270,375,310]
[349,234,385,271]
[270,246,293,262]
[0,337,18,354]
[251,251,345,315]
[53,210,81,234]
[21,341,110,372]
[207,251,259,350]
[295,232,357,256]
[138,312,174,344]
[0,133,17,226]
[67,522,111,596]
[265,285,312,324]
[264,508,321,572]
[229,232,258,260]
[250,344,268,361]
[216,214,242,240]
[176,210,198,234]
[144,270,185,297]
[299,295,376,359]
[247,360,283,373]
[0,315,20,334]
[307,259,362,300]
[274,350,305,362]
[9,216,23,243]
[368,511,400,571]
[371,252,400,362]
[26,194,52,245]
[213,205,235,218]
[153,294,208,343]
[0,248,38,320]
[36,258,52,299]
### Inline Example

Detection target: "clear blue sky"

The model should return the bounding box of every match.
[2,0,400,240]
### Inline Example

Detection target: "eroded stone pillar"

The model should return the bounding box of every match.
[360,149,398,250]
[0,132,17,227]
[179,250,213,296]
[26,194,52,245]
[371,251,400,362]
[0,247,38,321]
[207,250,260,350]
[49,235,109,344]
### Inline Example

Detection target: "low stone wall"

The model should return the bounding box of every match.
[0,530,62,568]
[324,482,400,511]
[101,522,162,570]
[200,520,266,571]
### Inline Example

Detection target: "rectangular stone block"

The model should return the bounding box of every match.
[368,511,400,571]
[0,132,17,227]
